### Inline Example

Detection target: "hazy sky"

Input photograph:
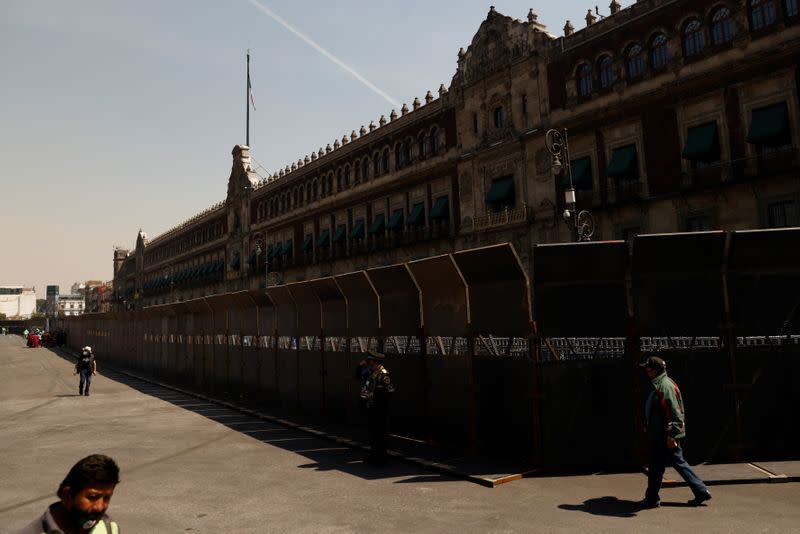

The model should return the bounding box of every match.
[0,1,627,297]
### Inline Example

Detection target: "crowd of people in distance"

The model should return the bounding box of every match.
[23,328,66,348]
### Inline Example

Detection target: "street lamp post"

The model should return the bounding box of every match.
[255,240,269,289]
[545,128,595,242]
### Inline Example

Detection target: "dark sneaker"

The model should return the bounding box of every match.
[688,491,712,506]
[79,388,83,396]
[84,391,90,397]
[638,499,660,509]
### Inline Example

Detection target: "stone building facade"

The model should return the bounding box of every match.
[113,1,800,309]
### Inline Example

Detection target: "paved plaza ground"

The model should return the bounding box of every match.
[1,335,798,533]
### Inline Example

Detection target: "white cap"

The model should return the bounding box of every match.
[82,346,92,353]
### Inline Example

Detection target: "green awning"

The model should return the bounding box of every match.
[407,202,425,226]
[349,220,365,239]
[248,250,257,265]
[368,213,385,235]
[682,122,720,161]
[302,234,313,252]
[267,245,275,259]
[485,175,515,204]
[387,209,404,230]
[283,240,293,257]
[747,102,790,146]
[273,243,285,257]
[231,252,240,270]
[216,260,224,272]
[429,196,449,221]
[606,145,639,180]
[562,157,593,189]
[332,224,347,243]
[317,228,330,247]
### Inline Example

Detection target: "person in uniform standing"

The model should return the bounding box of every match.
[640,355,711,508]
[359,349,394,466]
[74,346,97,397]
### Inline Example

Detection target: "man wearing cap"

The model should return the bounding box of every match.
[362,349,395,465]
[640,355,711,508]
[74,347,97,396]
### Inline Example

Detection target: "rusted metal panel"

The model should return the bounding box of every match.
[310,277,347,337]
[335,271,379,337]
[266,285,297,336]
[366,264,421,336]
[728,228,800,275]
[533,241,628,337]
[634,232,727,336]
[728,228,800,335]
[407,254,468,337]
[453,243,532,336]
[287,281,320,336]
[245,290,276,334]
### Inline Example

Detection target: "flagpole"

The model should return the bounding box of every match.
[246,49,250,147]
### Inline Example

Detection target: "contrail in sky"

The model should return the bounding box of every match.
[247,0,401,108]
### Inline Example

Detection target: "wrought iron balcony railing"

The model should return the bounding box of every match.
[472,204,529,231]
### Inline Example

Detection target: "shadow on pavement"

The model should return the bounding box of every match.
[49,349,458,484]
[558,497,644,518]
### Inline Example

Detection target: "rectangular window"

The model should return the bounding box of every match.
[767,200,799,228]
[606,144,640,181]
[685,215,711,232]
[493,107,505,128]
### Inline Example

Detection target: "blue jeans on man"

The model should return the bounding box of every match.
[646,440,708,504]
[79,369,93,396]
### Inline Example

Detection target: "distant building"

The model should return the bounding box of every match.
[0,286,37,319]
[113,3,800,309]
[58,295,85,317]
[86,281,113,313]
[45,285,59,317]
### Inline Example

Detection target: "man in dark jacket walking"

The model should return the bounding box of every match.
[74,346,97,396]
[640,355,711,508]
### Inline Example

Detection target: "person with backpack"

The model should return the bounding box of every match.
[74,346,97,396]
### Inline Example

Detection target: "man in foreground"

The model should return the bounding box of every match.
[18,454,121,534]
[641,355,712,508]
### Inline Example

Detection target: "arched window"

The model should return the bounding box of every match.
[373,152,380,176]
[430,127,440,155]
[787,0,799,17]
[627,44,645,79]
[344,165,351,187]
[336,169,343,191]
[311,179,318,201]
[750,0,778,30]
[493,106,505,128]
[361,158,369,181]
[598,55,615,89]
[300,185,306,205]
[418,133,427,159]
[354,160,361,184]
[403,138,412,164]
[577,63,593,97]
[683,19,705,57]
[650,34,669,70]
[381,148,390,173]
[395,144,404,169]
[326,174,333,196]
[711,7,734,45]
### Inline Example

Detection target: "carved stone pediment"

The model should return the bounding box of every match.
[451,8,543,88]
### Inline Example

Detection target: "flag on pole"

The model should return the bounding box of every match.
[248,72,256,111]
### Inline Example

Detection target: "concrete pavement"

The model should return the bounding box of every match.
[2,335,798,533]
